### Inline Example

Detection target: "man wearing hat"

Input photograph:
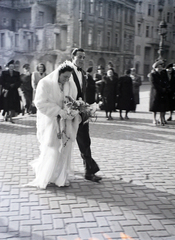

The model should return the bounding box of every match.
[165,63,175,121]
[1,60,21,123]
[94,65,106,104]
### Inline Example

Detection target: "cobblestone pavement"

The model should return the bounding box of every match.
[0,85,175,240]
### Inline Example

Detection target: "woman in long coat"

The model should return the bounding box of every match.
[20,64,33,114]
[149,60,170,125]
[117,69,135,120]
[1,60,21,123]
[165,63,175,121]
[130,68,142,111]
[100,69,118,120]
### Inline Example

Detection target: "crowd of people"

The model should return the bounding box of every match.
[0,60,46,123]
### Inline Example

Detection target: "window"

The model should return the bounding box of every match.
[146,26,150,37]
[138,23,141,36]
[88,28,92,46]
[115,33,118,47]
[148,4,151,16]
[129,35,133,50]
[108,3,112,19]
[151,26,154,38]
[145,47,151,60]
[125,8,128,23]
[173,32,175,43]
[99,1,103,17]
[97,30,102,47]
[167,12,172,23]
[136,45,141,55]
[130,10,134,25]
[38,11,44,26]
[1,33,5,48]
[89,0,94,14]
[107,32,111,49]
[148,4,154,17]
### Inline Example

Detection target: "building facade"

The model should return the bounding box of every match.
[0,0,137,75]
[134,0,175,81]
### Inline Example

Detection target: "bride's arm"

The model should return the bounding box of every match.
[34,80,63,118]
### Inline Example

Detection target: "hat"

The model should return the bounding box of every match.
[166,63,173,69]
[7,60,15,66]
[152,60,164,69]
[86,66,93,73]
[97,65,104,70]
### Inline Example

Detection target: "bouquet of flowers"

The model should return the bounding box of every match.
[64,96,97,124]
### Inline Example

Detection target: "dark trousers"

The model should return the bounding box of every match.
[76,122,100,175]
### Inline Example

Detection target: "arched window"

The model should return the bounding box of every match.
[88,28,93,46]
[89,0,94,14]
[99,1,103,17]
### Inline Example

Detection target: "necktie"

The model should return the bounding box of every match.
[77,67,82,72]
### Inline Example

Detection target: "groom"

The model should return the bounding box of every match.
[69,48,102,182]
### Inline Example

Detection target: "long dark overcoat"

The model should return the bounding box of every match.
[167,69,175,111]
[131,75,142,104]
[100,76,118,112]
[116,75,135,111]
[1,70,21,113]
[149,70,170,112]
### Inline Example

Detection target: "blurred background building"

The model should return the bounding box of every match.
[0,0,174,80]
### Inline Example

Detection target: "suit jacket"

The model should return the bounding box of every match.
[71,69,87,102]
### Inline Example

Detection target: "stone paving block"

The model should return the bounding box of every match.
[78,228,91,239]
[136,214,150,225]
[31,230,43,240]
[21,219,41,226]
[31,210,41,219]
[53,219,64,229]
[64,217,84,224]
[71,209,83,218]
[50,201,60,209]
[44,229,66,236]
[32,224,53,231]
[77,222,98,228]
[164,225,175,235]
[60,205,71,213]
[20,225,31,237]
[8,220,19,232]
[65,223,78,234]
[20,206,30,215]
[89,227,111,234]
[137,232,152,240]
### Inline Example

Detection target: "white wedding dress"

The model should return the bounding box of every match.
[25,67,81,189]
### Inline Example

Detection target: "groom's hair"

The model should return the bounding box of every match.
[71,48,85,57]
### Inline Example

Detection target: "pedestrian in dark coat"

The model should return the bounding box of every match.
[20,64,33,114]
[149,60,170,125]
[116,69,135,120]
[85,67,96,104]
[165,63,175,121]
[100,69,118,120]
[0,66,3,111]
[1,60,21,123]
[130,68,142,111]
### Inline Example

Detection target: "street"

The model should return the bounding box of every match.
[0,84,175,240]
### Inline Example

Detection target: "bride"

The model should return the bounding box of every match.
[26,61,81,189]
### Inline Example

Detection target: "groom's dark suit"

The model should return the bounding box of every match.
[72,67,100,175]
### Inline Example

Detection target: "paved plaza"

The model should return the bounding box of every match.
[0,84,175,240]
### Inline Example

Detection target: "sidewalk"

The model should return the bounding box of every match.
[0,87,175,240]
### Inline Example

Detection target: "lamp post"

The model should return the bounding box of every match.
[157,0,167,62]
[157,20,167,61]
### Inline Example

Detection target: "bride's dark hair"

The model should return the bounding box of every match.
[58,61,74,76]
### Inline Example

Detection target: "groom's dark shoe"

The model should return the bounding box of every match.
[85,174,102,182]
